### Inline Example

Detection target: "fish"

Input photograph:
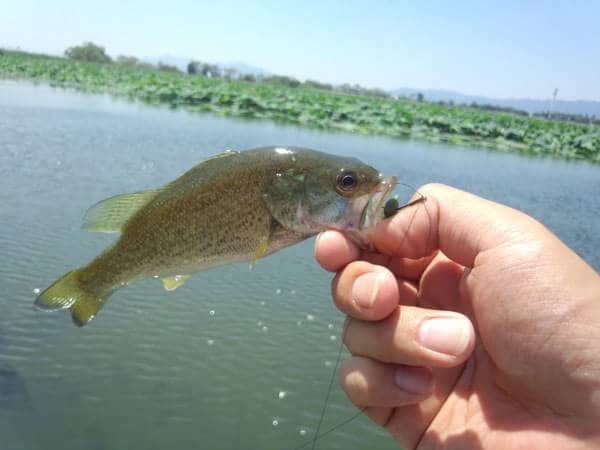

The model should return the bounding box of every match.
[35,146,396,326]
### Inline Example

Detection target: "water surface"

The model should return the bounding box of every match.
[1,80,598,450]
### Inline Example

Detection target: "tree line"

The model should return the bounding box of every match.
[533,111,600,126]
[62,42,391,98]
[64,42,180,72]
[415,94,599,125]
[60,42,599,123]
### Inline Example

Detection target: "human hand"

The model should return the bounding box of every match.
[315,184,600,449]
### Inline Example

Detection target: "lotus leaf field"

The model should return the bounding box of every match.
[2,50,599,163]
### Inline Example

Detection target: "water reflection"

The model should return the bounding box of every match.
[0,80,598,450]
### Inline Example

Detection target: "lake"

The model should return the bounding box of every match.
[0,80,598,450]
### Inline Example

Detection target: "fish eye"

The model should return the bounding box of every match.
[337,171,358,192]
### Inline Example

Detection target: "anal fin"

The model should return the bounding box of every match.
[162,275,191,291]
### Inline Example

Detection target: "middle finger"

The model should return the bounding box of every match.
[332,261,418,321]
[344,306,475,368]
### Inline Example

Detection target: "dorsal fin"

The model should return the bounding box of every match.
[170,150,240,184]
[203,149,239,162]
[82,189,160,233]
[82,150,239,233]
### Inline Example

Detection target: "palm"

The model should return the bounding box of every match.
[371,251,595,449]
[391,353,571,449]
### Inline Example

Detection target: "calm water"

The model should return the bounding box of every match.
[1,80,599,450]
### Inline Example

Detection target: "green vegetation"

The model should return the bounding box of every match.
[64,42,112,64]
[533,111,600,126]
[115,55,139,66]
[1,48,599,163]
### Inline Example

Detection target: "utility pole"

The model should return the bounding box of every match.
[550,88,558,117]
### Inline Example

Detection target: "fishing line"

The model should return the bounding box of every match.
[294,408,365,450]
[298,185,429,450]
[307,316,349,450]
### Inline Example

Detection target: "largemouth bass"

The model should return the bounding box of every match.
[35,147,396,326]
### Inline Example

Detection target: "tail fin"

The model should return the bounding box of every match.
[35,269,110,327]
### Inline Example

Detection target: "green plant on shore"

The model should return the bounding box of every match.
[1,49,598,163]
[64,42,112,64]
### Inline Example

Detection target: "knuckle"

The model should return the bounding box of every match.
[419,182,445,196]
[375,307,422,365]
[334,262,375,307]
[379,308,406,358]
[341,317,356,351]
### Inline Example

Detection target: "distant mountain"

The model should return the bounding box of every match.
[141,56,189,71]
[219,62,271,77]
[390,88,600,118]
[142,55,271,77]
[120,54,600,118]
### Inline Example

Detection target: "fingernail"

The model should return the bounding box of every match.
[314,233,324,258]
[418,316,471,356]
[352,272,381,308]
[394,366,433,394]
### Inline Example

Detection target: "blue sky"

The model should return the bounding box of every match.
[2,0,599,100]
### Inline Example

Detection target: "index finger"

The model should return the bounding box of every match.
[314,231,361,272]
[315,230,435,280]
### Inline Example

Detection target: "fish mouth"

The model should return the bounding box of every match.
[359,175,398,230]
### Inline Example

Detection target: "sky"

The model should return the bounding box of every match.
[2,0,599,101]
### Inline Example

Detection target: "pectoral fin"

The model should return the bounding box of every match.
[249,237,271,270]
[162,275,191,291]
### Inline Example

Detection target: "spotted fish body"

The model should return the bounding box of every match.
[35,147,396,326]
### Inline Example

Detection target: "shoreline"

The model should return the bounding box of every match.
[1,50,598,164]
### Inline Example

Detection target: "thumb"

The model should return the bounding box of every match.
[373,183,541,268]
